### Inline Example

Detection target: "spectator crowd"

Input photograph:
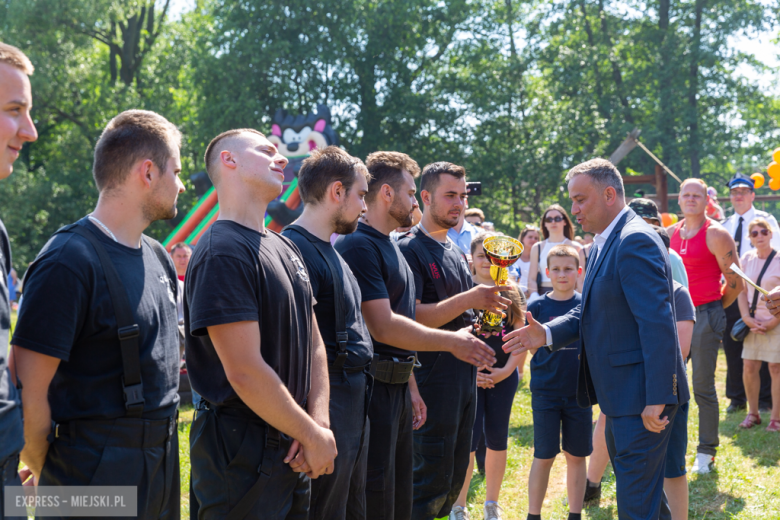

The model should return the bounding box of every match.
[2,40,780,520]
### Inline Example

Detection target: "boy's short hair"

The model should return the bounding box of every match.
[93,110,181,192]
[364,151,420,204]
[465,208,485,220]
[0,42,34,75]
[546,244,580,268]
[298,146,370,205]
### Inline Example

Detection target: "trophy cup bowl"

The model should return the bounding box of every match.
[478,236,524,334]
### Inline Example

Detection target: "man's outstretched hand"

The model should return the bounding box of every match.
[502,312,547,356]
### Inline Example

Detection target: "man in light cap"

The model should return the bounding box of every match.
[720,173,779,414]
[629,198,688,287]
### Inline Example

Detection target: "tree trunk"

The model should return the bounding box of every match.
[657,0,678,170]
[688,0,704,177]
[598,0,633,124]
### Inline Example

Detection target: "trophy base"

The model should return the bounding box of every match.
[478,311,505,335]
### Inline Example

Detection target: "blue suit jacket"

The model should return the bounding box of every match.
[548,209,691,417]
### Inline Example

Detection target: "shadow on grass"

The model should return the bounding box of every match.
[507,423,535,448]
[688,470,745,518]
[725,418,780,467]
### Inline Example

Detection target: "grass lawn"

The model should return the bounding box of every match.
[176,350,780,519]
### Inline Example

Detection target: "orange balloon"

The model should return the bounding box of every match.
[769,161,780,179]
[770,178,780,191]
[773,148,780,164]
[661,213,673,227]
[751,172,765,189]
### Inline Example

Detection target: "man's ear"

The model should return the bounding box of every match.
[381,183,394,203]
[220,150,237,170]
[420,189,431,206]
[330,181,345,202]
[137,159,155,188]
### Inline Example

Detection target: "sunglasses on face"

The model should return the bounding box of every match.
[545,216,564,223]
[751,229,770,238]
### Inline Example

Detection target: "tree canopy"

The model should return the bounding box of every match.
[1,0,778,269]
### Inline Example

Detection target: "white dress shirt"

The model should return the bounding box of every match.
[542,206,629,346]
[721,206,780,256]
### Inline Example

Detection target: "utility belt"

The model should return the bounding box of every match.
[48,414,177,448]
[371,354,419,385]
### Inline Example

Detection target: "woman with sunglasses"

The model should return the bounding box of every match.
[527,204,585,299]
[737,217,780,431]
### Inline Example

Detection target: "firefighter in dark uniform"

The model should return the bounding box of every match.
[12,110,185,518]
[282,146,374,519]
[186,129,336,519]
[398,162,510,520]
[336,152,497,520]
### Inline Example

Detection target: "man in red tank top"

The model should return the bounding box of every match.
[669,178,740,476]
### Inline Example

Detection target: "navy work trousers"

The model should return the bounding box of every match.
[190,406,309,520]
[310,369,371,520]
[365,380,413,520]
[40,415,179,520]
[411,352,477,520]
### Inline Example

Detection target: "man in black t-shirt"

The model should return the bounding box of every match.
[12,110,183,518]
[281,146,373,519]
[0,43,37,519]
[397,162,511,520]
[186,129,336,519]
[335,152,498,520]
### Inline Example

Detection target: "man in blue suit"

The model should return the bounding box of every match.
[504,158,690,520]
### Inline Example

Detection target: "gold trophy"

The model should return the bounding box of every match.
[478,235,524,334]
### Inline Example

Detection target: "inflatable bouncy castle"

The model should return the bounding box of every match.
[162,104,339,250]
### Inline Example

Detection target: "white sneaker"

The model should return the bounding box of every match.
[449,506,470,520]
[691,453,714,474]
[484,501,503,520]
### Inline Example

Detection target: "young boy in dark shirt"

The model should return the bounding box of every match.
[526,245,590,520]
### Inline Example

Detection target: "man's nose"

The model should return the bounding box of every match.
[20,111,38,143]
[275,153,289,169]
[177,176,186,193]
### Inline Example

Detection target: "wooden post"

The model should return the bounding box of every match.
[655,164,668,212]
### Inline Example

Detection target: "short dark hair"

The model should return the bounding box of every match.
[651,225,671,249]
[93,110,181,192]
[298,146,370,204]
[365,151,420,204]
[170,242,192,254]
[204,128,266,183]
[420,162,466,194]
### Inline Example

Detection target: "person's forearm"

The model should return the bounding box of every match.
[19,388,51,478]
[370,311,458,353]
[307,334,330,429]
[229,362,323,446]
[738,290,750,318]
[415,293,472,328]
[722,278,741,308]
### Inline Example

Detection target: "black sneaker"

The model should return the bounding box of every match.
[583,479,601,503]
[726,401,747,414]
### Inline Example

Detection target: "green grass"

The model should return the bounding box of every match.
[176,350,780,519]
[11,300,776,519]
